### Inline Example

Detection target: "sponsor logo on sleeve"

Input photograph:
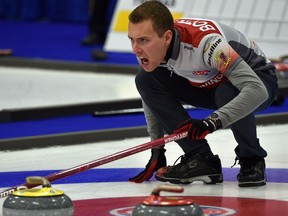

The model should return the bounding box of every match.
[215,49,232,68]
[207,38,222,66]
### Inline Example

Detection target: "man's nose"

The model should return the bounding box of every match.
[132,42,142,54]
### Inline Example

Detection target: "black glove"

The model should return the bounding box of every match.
[129,148,166,183]
[174,114,222,140]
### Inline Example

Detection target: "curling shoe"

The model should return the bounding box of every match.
[155,153,223,184]
[237,157,266,187]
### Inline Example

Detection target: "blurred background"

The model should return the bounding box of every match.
[1,0,287,64]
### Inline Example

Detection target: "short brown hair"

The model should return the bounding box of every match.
[129,1,174,37]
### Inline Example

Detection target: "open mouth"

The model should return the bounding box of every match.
[139,57,149,65]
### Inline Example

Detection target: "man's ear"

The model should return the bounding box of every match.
[164,30,173,46]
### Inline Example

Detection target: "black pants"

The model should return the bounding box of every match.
[135,67,278,158]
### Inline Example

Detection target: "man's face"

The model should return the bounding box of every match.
[128,19,172,72]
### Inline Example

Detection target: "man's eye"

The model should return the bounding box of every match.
[140,38,148,44]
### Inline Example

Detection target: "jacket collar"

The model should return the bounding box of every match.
[164,29,180,62]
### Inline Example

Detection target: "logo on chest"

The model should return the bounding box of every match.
[192,70,211,76]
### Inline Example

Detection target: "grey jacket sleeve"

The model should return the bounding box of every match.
[214,60,268,128]
[142,100,164,140]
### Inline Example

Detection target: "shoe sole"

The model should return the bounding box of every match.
[238,180,266,187]
[155,173,223,185]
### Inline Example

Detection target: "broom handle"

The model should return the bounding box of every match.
[0,131,188,198]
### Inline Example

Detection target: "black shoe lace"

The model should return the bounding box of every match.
[173,153,202,167]
[173,155,185,166]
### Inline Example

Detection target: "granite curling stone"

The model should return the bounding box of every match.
[132,185,203,216]
[3,176,73,216]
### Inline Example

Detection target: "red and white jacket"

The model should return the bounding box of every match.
[145,18,276,130]
[160,18,275,89]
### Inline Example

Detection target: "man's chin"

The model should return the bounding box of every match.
[142,64,157,72]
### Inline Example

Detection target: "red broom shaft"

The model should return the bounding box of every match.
[0,131,188,198]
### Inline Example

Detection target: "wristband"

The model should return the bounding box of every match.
[207,113,222,131]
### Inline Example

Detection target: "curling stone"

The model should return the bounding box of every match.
[3,176,73,216]
[132,185,204,216]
